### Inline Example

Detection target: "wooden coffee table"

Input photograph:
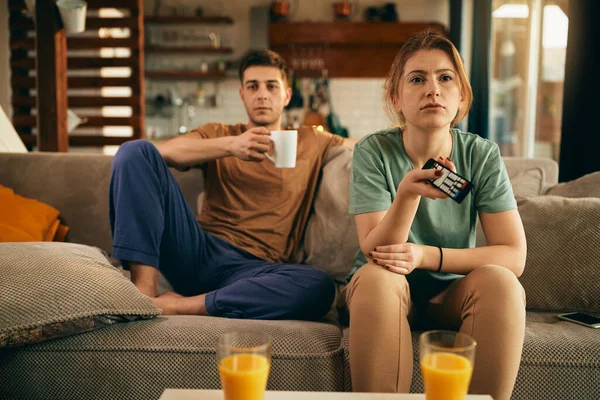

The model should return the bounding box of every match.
[159,389,493,399]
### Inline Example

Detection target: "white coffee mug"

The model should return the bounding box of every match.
[265,130,297,168]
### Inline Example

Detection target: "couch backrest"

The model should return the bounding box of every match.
[0,152,203,254]
[503,156,559,195]
[0,151,559,258]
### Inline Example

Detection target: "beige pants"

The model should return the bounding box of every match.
[341,263,526,400]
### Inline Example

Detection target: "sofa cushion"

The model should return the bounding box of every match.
[0,242,160,348]
[0,316,345,399]
[513,312,600,399]
[304,146,359,283]
[503,157,559,188]
[517,196,600,312]
[509,167,546,197]
[545,171,600,198]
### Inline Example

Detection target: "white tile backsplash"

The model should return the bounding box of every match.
[145,77,394,139]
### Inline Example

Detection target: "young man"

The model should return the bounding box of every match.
[109,49,355,320]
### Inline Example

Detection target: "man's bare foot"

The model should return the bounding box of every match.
[151,295,180,315]
[158,290,183,299]
[130,263,159,297]
[150,292,209,316]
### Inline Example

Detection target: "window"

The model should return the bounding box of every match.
[489,0,569,161]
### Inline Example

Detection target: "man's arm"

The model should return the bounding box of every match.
[342,137,358,149]
[158,126,271,170]
[158,132,233,170]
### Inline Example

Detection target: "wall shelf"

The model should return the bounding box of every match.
[146,45,233,54]
[144,16,234,24]
[269,22,447,78]
[145,70,227,80]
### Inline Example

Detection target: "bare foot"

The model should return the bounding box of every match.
[159,290,183,298]
[151,294,181,315]
[151,292,209,316]
[130,263,159,297]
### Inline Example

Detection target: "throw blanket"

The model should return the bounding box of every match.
[0,185,69,242]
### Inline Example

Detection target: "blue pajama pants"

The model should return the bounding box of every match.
[109,140,335,320]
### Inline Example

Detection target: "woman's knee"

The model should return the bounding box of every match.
[468,265,525,306]
[347,263,410,304]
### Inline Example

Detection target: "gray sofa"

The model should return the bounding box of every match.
[1,148,599,400]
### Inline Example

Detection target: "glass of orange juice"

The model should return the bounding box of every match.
[419,330,477,400]
[218,331,272,400]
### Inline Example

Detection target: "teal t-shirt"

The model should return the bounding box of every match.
[348,127,517,306]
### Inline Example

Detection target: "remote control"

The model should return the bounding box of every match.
[422,158,472,203]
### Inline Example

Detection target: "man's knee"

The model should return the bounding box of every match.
[286,267,335,320]
[306,268,336,318]
[113,140,157,169]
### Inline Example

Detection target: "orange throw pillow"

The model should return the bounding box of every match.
[0,185,69,242]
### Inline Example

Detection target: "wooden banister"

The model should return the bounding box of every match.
[35,0,68,152]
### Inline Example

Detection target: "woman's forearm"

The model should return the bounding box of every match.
[419,244,526,277]
[360,193,420,255]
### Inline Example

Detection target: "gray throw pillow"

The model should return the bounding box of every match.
[545,171,600,198]
[0,242,160,348]
[304,146,358,283]
[517,196,600,313]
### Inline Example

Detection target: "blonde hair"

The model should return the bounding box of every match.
[383,29,473,129]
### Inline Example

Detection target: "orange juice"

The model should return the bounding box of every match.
[219,353,270,400]
[421,352,473,400]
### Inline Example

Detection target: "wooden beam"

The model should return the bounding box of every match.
[144,16,234,24]
[146,45,233,54]
[269,22,447,46]
[35,0,68,152]
[145,70,227,79]
[132,0,145,140]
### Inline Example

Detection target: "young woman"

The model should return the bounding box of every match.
[344,30,527,400]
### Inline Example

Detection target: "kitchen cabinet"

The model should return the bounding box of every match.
[269,22,447,78]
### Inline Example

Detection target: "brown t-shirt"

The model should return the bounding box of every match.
[192,123,344,263]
